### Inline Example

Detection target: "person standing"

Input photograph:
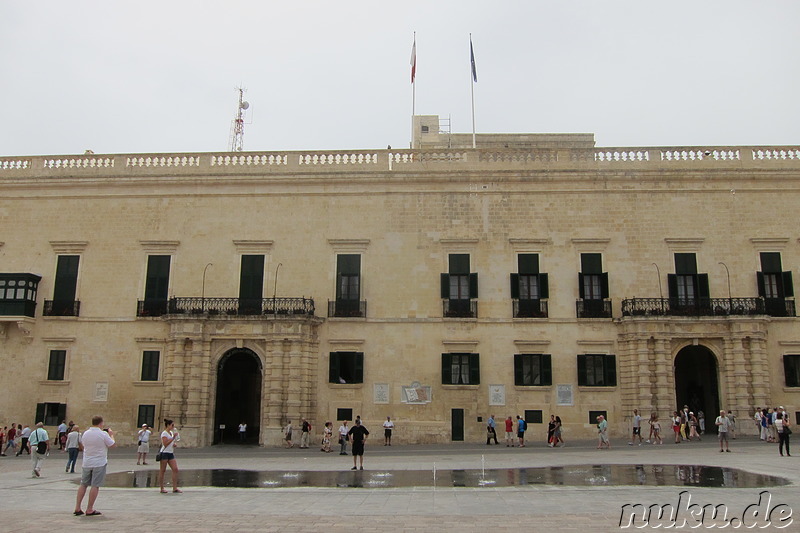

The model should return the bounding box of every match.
[727,411,737,440]
[485,414,498,445]
[338,420,349,455]
[651,414,663,445]
[547,415,556,447]
[158,419,181,493]
[383,416,394,446]
[28,422,49,478]
[136,424,151,465]
[238,422,247,443]
[553,416,565,447]
[504,416,514,447]
[716,410,731,452]
[56,420,68,451]
[65,425,81,473]
[347,418,369,470]
[321,422,333,452]
[629,409,643,445]
[688,413,701,441]
[17,424,31,456]
[596,415,610,449]
[698,411,706,435]
[73,416,115,516]
[775,412,791,457]
[300,418,311,449]
[516,415,527,447]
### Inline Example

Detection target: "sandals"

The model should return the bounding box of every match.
[160,489,168,493]
[73,511,84,516]
[85,511,102,516]
[172,489,183,493]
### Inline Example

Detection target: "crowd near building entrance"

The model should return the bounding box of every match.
[214,348,262,444]
[674,345,720,430]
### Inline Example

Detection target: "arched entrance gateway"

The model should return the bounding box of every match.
[214,348,262,444]
[674,345,720,429]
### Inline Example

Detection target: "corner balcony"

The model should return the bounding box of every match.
[0,273,42,319]
[137,297,315,318]
[621,297,774,317]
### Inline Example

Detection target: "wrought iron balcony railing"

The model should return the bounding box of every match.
[764,298,796,317]
[328,299,366,318]
[512,298,548,318]
[443,299,478,318]
[576,299,613,318]
[43,300,81,317]
[164,297,315,317]
[621,297,770,317]
[137,299,169,317]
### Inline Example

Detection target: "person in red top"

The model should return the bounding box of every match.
[504,416,515,447]
[2,424,16,456]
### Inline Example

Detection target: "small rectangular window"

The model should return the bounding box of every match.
[441,353,480,385]
[141,351,160,381]
[337,408,353,421]
[137,405,156,428]
[329,352,364,384]
[589,410,608,425]
[47,350,66,381]
[524,410,543,424]
[577,354,617,387]
[784,355,800,387]
[513,354,552,386]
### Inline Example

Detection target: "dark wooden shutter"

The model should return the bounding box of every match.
[441,354,452,384]
[53,255,79,302]
[760,252,781,273]
[449,254,470,274]
[144,255,171,300]
[600,273,609,299]
[541,354,552,386]
[697,274,710,299]
[782,272,794,297]
[604,355,617,386]
[510,274,519,299]
[513,354,523,386]
[469,353,480,385]
[469,273,479,298]
[539,273,549,299]
[48,350,66,380]
[239,255,265,300]
[440,274,450,299]
[756,272,766,297]
[518,254,539,274]
[667,274,679,299]
[577,355,587,386]
[785,356,799,387]
[336,255,361,300]
[578,273,585,299]
[354,353,364,383]
[35,403,45,425]
[328,352,340,383]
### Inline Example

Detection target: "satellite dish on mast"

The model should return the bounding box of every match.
[240,101,250,110]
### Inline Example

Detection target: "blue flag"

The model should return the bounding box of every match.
[470,37,477,82]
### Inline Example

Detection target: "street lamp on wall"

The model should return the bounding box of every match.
[653,263,664,313]
[718,262,732,309]
[202,263,213,311]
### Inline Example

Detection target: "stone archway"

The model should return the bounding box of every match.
[674,345,720,429]
[213,348,262,444]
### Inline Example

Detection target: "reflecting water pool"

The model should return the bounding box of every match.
[95,464,790,489]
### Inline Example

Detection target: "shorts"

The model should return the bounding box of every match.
[632,427,640,435]
[718,432,729,442]
[384,429,392,438]
[160,452,175,461]
[599,432,609,443]
[517,431,525,439]
[137,441,150,454]
[505,431,514,440]
[352,442,365,456]
[80,465,107,487]
[285,432,292,441]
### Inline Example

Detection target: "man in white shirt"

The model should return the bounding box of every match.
[74,415,115,516]
[137,424,151,465]
[338,420,349,455]
[57,421,68,450]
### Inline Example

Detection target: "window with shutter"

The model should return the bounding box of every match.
[47,350,66,381]
[141,351,160,381]
[329,352,363,384]
[784,355,800,387]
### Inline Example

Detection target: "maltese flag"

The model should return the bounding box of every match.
[410,37,417,84]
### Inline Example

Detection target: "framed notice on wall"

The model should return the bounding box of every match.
[556,384,573,406]
[94,381,109,402]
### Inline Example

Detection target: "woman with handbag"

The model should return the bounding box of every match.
[157,419,181,493]
[775,412,791,457]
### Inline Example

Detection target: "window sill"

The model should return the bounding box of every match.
[133,381,164,386]
[42,315,79,320]
[577,386,617,391]
[514,385,552,390]
[783,387,800,392]
[328,383,363,388]
[441,384,480,390]
[39,380,70,386]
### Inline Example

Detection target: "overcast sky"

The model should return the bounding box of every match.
[2,1,799,156]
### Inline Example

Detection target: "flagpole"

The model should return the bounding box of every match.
[470,34,476,149]
[411,32,416,149]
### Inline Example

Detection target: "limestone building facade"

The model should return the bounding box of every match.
[1,116,798,446]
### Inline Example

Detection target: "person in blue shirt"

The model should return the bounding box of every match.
[516,415,527,447]
[486,414,498,445]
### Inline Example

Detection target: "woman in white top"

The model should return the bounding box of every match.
[775,412,791,457]
[64,425,81,473]
[158,419,181,493]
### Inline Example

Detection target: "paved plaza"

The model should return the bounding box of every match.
[1,435,797,532]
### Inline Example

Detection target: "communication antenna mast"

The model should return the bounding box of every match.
[228,87,250,152]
